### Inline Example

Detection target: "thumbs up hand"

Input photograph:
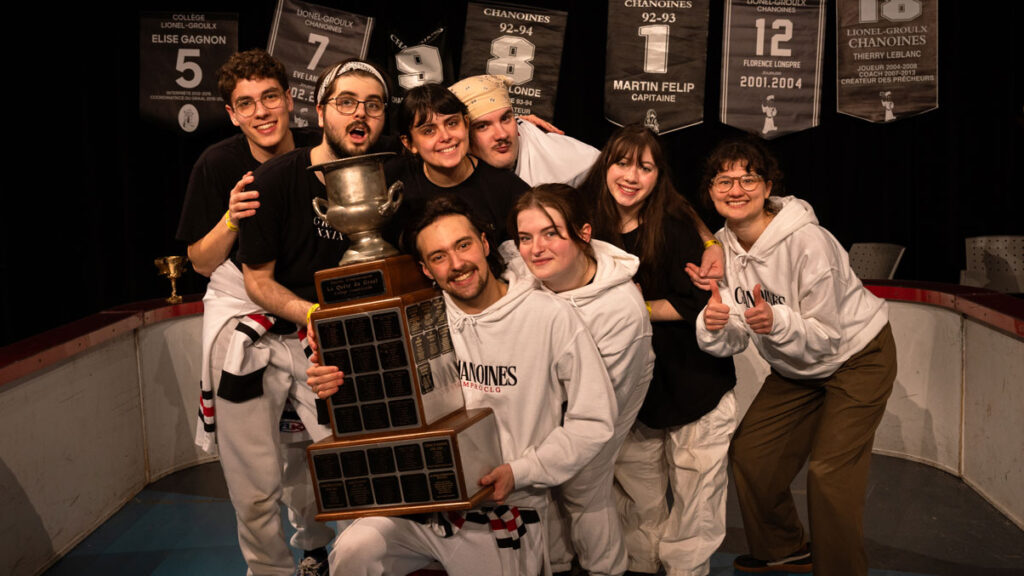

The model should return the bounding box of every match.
[744,284,774,334]
[703,281,731,331]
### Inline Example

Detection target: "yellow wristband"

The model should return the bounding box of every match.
[306,303,320,325]
[645,301,653,317]
[703,238,721,249]
[224,210,239,232]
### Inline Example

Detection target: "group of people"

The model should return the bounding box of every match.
[177,49,897,576]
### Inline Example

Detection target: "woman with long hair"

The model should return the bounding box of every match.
[695,137,896,575]
[503,184,654,576]
[583,124,738,576]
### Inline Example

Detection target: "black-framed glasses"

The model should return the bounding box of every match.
[326,96,387,117]
[712,174,763,193]
[231,91,285,118]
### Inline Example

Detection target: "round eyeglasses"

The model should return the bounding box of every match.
[231,91,285,118]
[712,174,763,193]
[326,96,386,118]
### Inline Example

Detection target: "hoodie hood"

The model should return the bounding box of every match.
[498,239,639,309]
[720,196,818,270]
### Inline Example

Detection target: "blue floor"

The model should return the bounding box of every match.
[43,455,1024,576]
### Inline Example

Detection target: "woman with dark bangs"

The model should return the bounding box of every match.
[386,83,528,244]
[582,124,738,576]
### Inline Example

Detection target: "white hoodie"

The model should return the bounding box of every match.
[445,261,617,511]
[696,196,888,379]
[500,239,654,412]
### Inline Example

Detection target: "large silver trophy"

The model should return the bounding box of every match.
[305,151,500,521]
[310,151,403,265]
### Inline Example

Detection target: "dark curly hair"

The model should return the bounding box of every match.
[217,49,289,104]
[700,136,783,211]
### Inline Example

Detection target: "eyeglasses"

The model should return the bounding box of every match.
[712,174,763,193]
[231,91,285,118]
[325,96,386,117]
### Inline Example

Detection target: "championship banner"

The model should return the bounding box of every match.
[267,0,374,128]
[459,2,569,119]
[385,23,456,106]
[605,0,710,134]
[720,0,825,139]
[837,0,938,122]
[139,12,238,134]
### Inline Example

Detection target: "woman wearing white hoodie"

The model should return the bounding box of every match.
[693,137,897,576]
[502,183,655,576]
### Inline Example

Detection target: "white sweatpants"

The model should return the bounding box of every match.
[547,370,648,575]
[329,514,546,576]
[613,390,737,576]
[214,326,335,576]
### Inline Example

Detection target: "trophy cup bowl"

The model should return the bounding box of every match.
[310,151,403,266]
[154,255,188,303]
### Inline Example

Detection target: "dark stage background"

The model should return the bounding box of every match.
[1,1,1021,347]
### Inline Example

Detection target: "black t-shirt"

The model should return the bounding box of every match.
[176,134,258,247]
[623,217,736,428]
[236,147,348,301]
[175,128,324,249]
[385,155,529,248]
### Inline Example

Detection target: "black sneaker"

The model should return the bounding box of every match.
[733,543,812,573]
[295,555,329,576]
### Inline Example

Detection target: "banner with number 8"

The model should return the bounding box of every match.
[460,1,569,120]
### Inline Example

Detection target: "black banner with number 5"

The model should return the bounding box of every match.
[605,0,710,134]
[720,0,825,139]
[460,1,569,119]
[139,12,238,135]
[267,0,374,129]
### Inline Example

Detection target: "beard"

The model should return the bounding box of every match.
[325,119,375,159]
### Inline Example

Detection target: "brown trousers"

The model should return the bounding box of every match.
[730,324,897,576]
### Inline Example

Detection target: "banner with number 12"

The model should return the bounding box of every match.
[267,0,374,129]
[605,0,710,134]
[720,0,825,139]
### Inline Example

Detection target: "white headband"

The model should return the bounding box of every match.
[316,61,389,104]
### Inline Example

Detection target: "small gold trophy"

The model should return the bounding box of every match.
[154,255,188,304]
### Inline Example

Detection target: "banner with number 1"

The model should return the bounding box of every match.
[267,0,374,129]
[460,2,569,119]
[605,0,710,134]
[720,0,825,139]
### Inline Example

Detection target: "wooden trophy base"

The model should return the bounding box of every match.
[310,256,464,440]
[308,408,502,521]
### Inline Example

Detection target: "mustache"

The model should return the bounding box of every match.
[346,120,370,134]
[447,264,478,281]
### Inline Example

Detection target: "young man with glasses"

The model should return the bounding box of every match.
[175,49,337,576]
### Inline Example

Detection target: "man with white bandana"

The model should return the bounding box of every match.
[229,58,394,576]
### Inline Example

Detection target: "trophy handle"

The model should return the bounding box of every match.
[378,181,404,218]
[312,197,330,221]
